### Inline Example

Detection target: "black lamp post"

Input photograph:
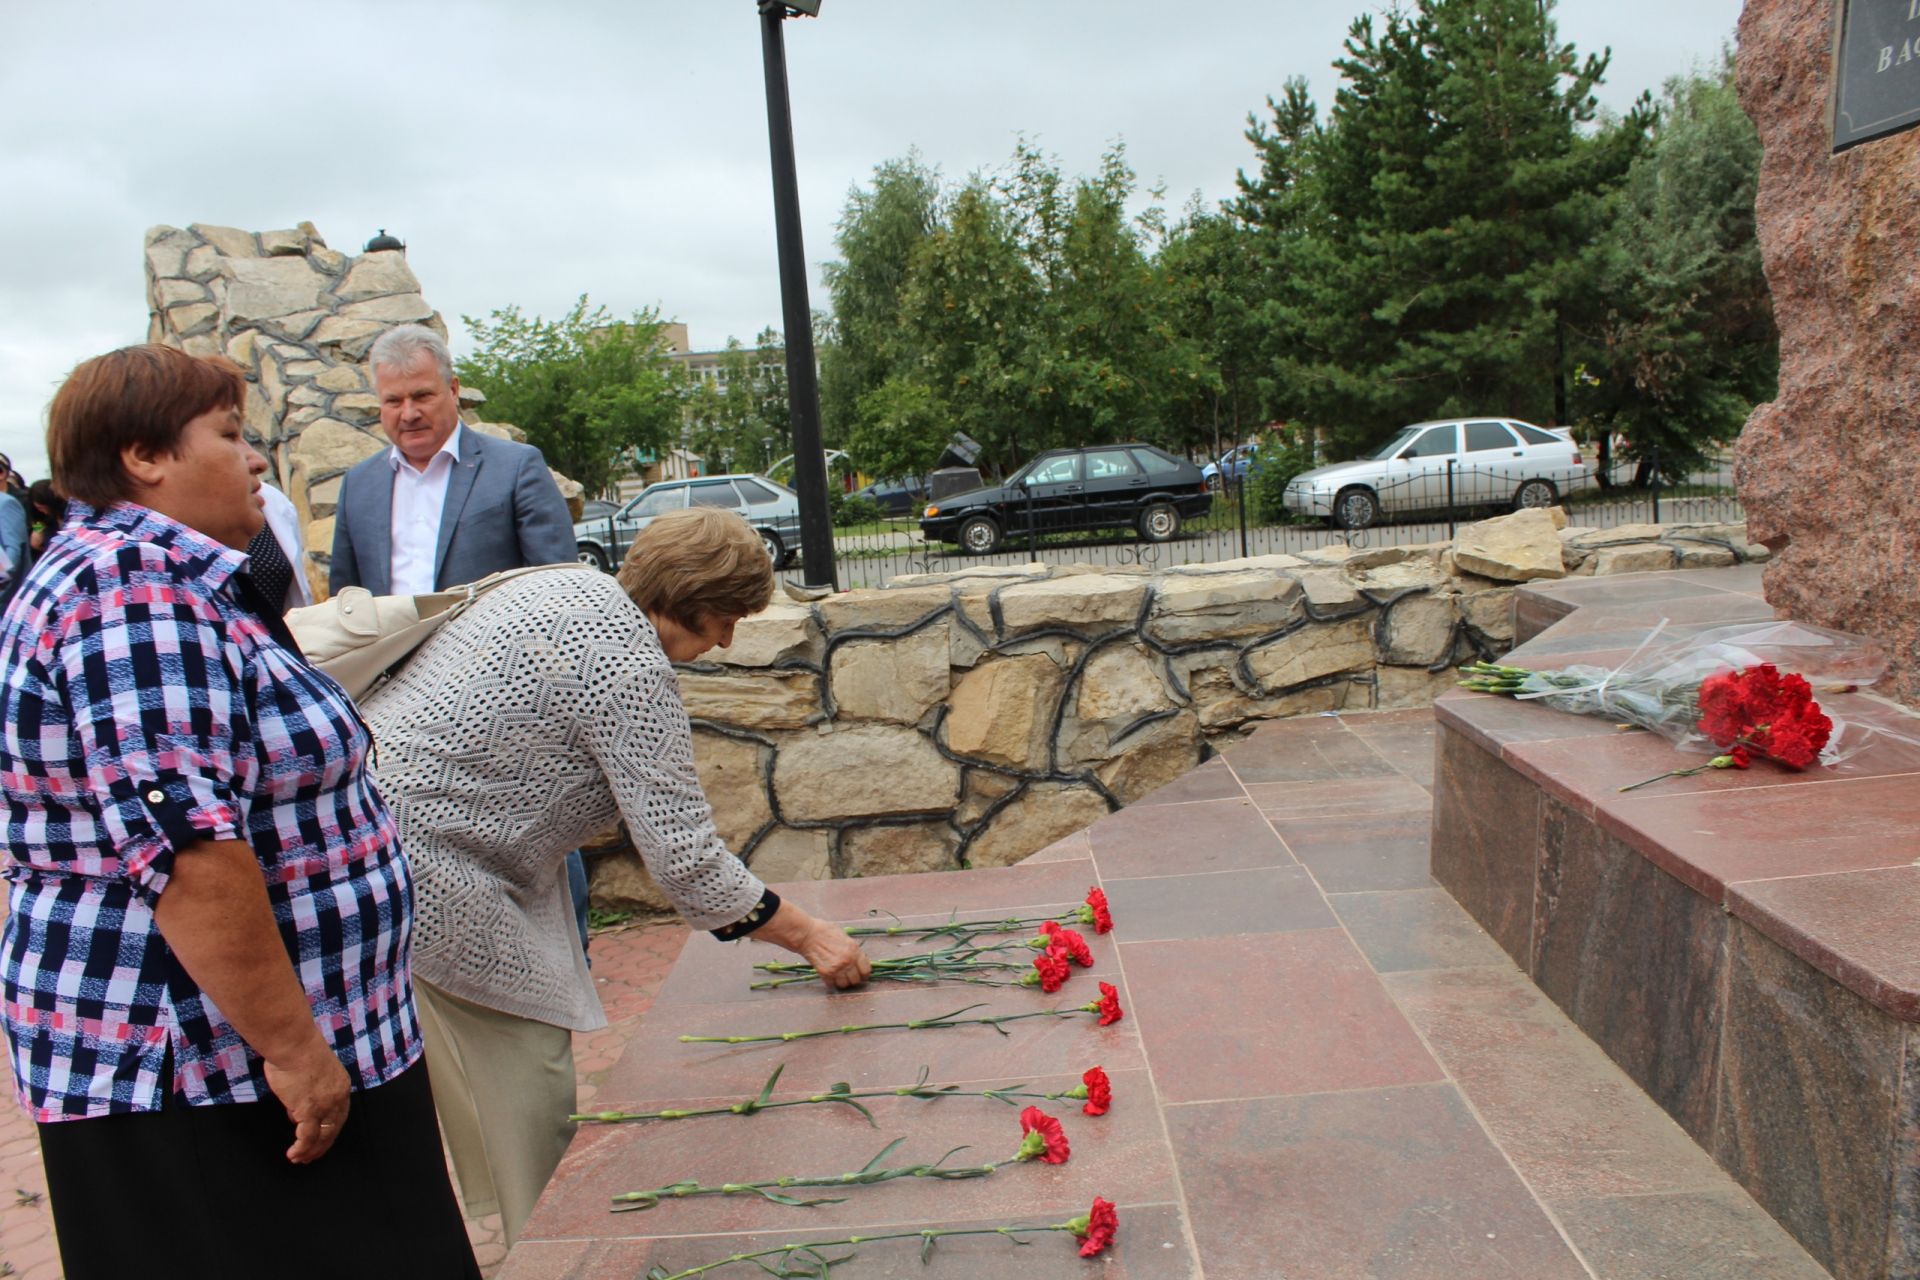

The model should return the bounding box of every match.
[757,0,836,590]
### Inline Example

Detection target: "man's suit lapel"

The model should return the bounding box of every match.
[435,432,484,589]
[366,459,394,596]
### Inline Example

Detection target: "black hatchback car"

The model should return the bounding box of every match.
[919,443,1211,554]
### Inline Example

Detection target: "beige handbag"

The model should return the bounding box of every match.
[287,563,595,702]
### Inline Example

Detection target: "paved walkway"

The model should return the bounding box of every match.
[0,708,1831,1278]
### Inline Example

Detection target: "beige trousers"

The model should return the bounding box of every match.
[414,978,578,1247]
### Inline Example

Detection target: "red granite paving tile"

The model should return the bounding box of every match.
[522,1068,1170,1242]
[1667,563,1768,593]
[597,980,1143,1110]
[1084,796,1293,879]
[1533,593,1777,643]
[1121,931,1441,1103]
[1327,888,1510,974]
[1126,756,1245,806]
[1434,686,1629,757]
[1217,721,1401,785]
[1728,866,1920,1022]
[1591,772,1920,904]
[1552,1188,1834,1280]
[1269,808,1435,893]
[505,1203,1196,1280]
[1503,728,1820,823]
[1243,774,1432,818]
[1337,708,1440,727]
[1382,966,1728,1200]
[1342,720,1438,787]
[1500,632,1644,664]
[1530,570,1749,609]
[775,858,1097,924]
[1165,1085,1588,1279]
[1100,866,1336,941]
[1021,830,1090,862]
[651,916,1120,1008]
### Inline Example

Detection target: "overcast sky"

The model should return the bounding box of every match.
[0,0,1743,480]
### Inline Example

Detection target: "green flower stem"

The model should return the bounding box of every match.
[643,1222,1085,1280]
[1619,735,1766,793]
[843,907,1092,941]
[678,1000,1102,1045]
[609,1137,1022,1212]
[751,940,1036,990]
[574,1064,1089,1126]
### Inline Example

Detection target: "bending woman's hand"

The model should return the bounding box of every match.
[753,901,872,989]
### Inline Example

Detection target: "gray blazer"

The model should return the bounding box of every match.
[329,428,578,596]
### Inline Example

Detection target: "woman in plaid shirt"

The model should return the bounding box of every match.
[0,346,478,1279]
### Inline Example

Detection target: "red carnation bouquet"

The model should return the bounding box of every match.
[1459,619,1902,790]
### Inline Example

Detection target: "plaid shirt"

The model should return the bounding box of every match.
[1,502,419,1121]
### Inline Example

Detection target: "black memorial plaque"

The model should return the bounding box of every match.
[1834,0,1920,151]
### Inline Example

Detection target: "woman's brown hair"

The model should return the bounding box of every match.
[46,344,246,508]
[616,506,775,631]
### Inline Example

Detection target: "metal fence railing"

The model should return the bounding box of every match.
[760,453,1743,591]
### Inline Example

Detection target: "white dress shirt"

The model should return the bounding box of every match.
[259,482,314,610]
[388,424,463,596]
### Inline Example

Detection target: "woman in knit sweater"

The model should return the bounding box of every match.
[361,506,871,1245]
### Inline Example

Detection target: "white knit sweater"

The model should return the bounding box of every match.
[362,569,765,1031]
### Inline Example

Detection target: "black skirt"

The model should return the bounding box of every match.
[37,1058,480,1280]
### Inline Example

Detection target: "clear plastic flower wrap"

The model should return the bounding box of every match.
[1459,618,1920,768]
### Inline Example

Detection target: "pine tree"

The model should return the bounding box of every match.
[1574,54,1775,480]
[1277,0,1645,455]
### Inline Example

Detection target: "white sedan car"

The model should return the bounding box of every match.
[1282,418,1591,530]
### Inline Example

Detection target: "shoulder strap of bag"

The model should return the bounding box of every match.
[288,562,597,703]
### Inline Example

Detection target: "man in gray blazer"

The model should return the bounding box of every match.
[329,323,576,597]
[332,323,592,953]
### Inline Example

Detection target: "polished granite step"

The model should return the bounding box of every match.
[1436,566,1918,1280]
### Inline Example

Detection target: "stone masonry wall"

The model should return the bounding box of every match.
[143,221,578,601]
[590,509,1767,912]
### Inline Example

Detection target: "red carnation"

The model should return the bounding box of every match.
[1052,926,1094,967]
[1094,980,1123,1026]
[1033,946,1072,994]
[1728,746,1751,769]
[1081,1065,1111,1116]
[1695,664,1832,770]
[1018,1106,1071,1164]
[1084,887,1113,934]
[1076,1196,1118,1257]
[1040,919,1062,939]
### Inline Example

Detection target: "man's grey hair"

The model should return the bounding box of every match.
[368,324,454,384]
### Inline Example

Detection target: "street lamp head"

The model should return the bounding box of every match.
[759,0,820,15]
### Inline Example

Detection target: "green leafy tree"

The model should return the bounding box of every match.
[890,175,1040,474]
[1009,143,1218,466]
[456,296,680,495]
[819,154,942,450]
[1573,54,1775,480]
[823,143,1214,479]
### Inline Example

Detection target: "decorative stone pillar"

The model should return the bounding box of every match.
[1735,0,1920,702]
[143,222,580,600]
